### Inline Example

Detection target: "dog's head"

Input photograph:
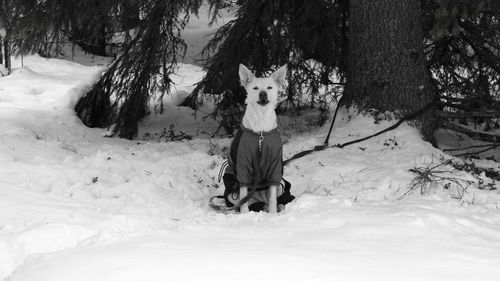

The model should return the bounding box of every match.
[239,64,287,108]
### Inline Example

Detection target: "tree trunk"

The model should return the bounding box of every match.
[122,0,140,30]
[0,36,3,65]
[72,24,107,57]
[0,29,12,74]
[344,0,436,142]
[96,23,107,56]
[116,88,148,139]
[4,31,11,74]
[70,0,108,57]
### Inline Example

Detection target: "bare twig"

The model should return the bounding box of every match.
[399,158,474,200]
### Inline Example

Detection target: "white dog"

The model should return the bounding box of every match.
[226,64,287,213]
[239,64,286,132]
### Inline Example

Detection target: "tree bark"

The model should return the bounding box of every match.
[4,30,11,74]
[72,25,107,57]
[344,0,436,142]
[122,0,140,30]
[0,36,3,65]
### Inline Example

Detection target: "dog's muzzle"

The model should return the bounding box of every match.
[257,91,269,106]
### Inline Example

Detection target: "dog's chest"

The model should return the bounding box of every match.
[241,107,278,133]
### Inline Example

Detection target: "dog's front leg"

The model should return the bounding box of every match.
[268,185,278,213]
[239,186,249,213]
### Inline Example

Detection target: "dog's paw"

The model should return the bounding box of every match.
[278,204,285,212]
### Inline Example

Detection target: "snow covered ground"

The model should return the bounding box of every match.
[1,54,500,281]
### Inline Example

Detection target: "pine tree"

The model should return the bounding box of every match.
[75,0,204,139]
[195,0,500,140]
[11,0,116,57]
[188,0,346,134]
[6,0,499,141]
[424,0,500,114]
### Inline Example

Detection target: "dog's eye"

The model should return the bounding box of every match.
[252,87,258,90]
[267,86,273,89]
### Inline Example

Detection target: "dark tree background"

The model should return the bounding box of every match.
[75,0,197,139]
[1,0,500,142]
[192,0,500,142]
[187,0,347,134]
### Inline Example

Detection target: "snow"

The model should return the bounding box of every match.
[1,53,500,281]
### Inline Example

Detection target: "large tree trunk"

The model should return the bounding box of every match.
[344,0,436,142]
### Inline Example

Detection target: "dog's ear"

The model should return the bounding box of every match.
[239,64,255,87]
[271,64,287,88]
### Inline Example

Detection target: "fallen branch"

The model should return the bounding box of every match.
[443,144,497,152]
[442,121,500,143]
[452,146,496,157]
[437,101,473,111]
[283,100,436,166]
[436,110,500,119]
[451,160,500,183]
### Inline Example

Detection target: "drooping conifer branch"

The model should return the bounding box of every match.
[76,0,199,139]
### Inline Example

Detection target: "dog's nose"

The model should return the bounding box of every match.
[259,91,268,101]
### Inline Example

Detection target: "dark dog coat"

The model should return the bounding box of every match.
[229,126,283,186]
[221,126,295,211]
